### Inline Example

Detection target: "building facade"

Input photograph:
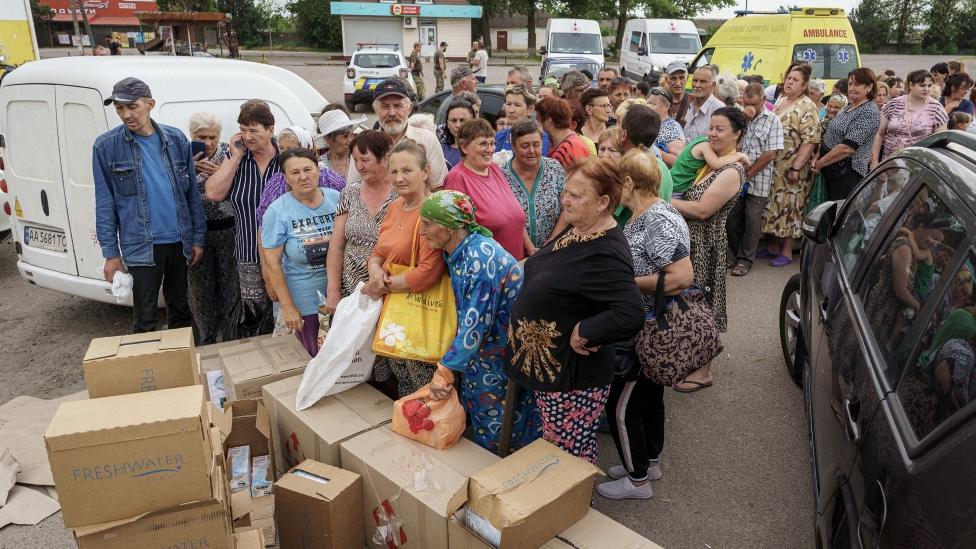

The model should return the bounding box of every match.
[330,1,481,58]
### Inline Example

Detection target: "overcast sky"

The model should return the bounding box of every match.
[702,0,861,18]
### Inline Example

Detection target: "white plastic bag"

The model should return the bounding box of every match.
[295,282,382,410]
[111,272,133,303]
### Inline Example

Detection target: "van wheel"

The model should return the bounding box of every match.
[345,100,356,113]
[779,273,804,387]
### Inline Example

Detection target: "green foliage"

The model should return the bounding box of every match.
[216,0,268,46]
[849,0,892,53]
[29,0,55,28]
[923,0,957,53]
[286,0,342,49]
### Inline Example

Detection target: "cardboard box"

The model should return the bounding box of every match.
[340,427,500,549]
[213,398,278,546]
[74,498,232,549]
[45,385,217,528]
[198,338,254,374]
[448,508,663,549]
[262,376,392,472]
[465,439,601,549]
[274,459,364,549]
[83,327,199,398]
[234,529,265,549]
[219,335,310,400]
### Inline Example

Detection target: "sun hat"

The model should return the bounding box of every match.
[317,109,366,137]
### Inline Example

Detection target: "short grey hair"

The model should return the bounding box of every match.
[188,112,221,135]
[454,90,481,109]
[809,78,827,94]
[507,66,533,86]
[716,72,740,101]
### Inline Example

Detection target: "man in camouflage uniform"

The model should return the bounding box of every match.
[408,42,426,101]
[433,41,447,93]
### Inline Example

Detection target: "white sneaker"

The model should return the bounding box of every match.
[607,461,662,480]
[596,476,653,500]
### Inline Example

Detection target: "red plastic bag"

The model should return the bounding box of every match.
[392,367,465,449]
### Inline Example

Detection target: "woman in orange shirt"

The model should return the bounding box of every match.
[364,139,448,396]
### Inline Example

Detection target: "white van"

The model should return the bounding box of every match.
[619,19,701,82]
[0,56,327,306]
[542,18,605,67]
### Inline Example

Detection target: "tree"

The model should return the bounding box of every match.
[892,0,925,52]
[923,0,957,54]
[216,0,266,46]
[287,0,342,49]
[849,0,893,52]
[29,0,55,47]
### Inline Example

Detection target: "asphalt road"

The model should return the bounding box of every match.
[1,52,951,548]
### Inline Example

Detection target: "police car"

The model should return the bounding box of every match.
[343,43,417,112]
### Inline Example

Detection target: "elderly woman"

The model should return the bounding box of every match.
[423,191,542,453]
[536,97,592,170]
[871,70,949,170]
[671,107,747,392]
[808,78,826,107]
[941,72,975,115]
[440,97,476,170]
[324,131,397,315]
[813,68,882,201]
[599,149,693,500]
[318,109,364,182]
[256,128,345,231]
[261,148,341,355]
[715,72,740,107]
[499,119,569,255]
[608,77,635,111]
[363,139,447,396]
[496,84,550,154]
[186,112,240,344]
[560,71,590,101]
[444,119,527,260]
[206,99,281,336]
[598,128,623,161]
[645,87,685,167]
[759,62,821,267]
[505,157,645,463]
[580,88,613,143]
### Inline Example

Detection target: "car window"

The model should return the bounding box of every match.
[354,53,400,68]
[420,93,446,117]
[833,167,912,275]
[688,48,713,74]
[629,32,641,54]
[549,33,602,54]
[792,44,858,80]
[479,92,504,126]
[898,249,976,441]
[858,186,965,386]
[649,33,700,55]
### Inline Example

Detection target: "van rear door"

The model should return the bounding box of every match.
[2,84,77,276]
[55,85,109,279]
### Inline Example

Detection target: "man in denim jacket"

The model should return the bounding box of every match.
[93,77,206,333]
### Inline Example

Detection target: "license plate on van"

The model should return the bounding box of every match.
[24,225,68,253]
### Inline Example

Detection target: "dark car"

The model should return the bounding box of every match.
[416,85,506,127]
[538,56,601,87]
[779,130,976,548]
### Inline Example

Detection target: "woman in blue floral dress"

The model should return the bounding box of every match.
[420,190,542,453]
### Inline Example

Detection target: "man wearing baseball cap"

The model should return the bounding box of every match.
[665,61,692,126]
[93,77,206,333]
[433,41,448,93]
[348,78,446,187]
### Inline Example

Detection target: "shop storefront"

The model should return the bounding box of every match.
[43,0,160,48]
[330,1,481,58]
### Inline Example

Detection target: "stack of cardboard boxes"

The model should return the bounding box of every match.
[44,328,662,549]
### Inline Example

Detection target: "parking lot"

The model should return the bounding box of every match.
[0,51,954,548]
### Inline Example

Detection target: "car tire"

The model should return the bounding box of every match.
[780,273,804,387]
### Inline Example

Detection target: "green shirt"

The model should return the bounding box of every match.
[433,49,445,72]
[615,156,673,228]
[669,135,709,194]
[409,51,423,75]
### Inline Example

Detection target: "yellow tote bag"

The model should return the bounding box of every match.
[371,218,457,363]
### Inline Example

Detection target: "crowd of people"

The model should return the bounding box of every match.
[92,54,971,502]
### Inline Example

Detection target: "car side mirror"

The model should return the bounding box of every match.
[802,200,838,244]
[344,60,350,67]
[637,47,647,56]
[540,46,547,55]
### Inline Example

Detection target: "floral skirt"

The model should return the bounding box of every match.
[460,356,542,454]
[536,386,611,464]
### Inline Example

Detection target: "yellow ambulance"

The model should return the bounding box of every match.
[688,8,860,86]
[0,0,40,77]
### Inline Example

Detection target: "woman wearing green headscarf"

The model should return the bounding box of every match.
[420,190,542,453]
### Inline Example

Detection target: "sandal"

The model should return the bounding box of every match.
[731,263,751,277]
[673,378,714,393]
[756,249,778,260]
[770,255,793,267]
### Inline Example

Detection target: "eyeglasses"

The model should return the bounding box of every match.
[648,88,673,103]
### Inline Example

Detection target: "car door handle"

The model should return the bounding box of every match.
[819,297,829,322]
[843,398,860,442]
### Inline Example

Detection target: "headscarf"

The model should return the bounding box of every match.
[560,71,589,94]
[282,125,314,149]
[919,308,976,367]
[420,191,493,237]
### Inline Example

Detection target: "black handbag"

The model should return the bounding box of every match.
[613,338,641,382]
[819,142,853,180]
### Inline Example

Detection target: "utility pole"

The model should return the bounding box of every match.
[75,0,96,50]
[68,1,84,54]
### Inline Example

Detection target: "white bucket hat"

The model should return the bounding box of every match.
[318,109,366,137]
